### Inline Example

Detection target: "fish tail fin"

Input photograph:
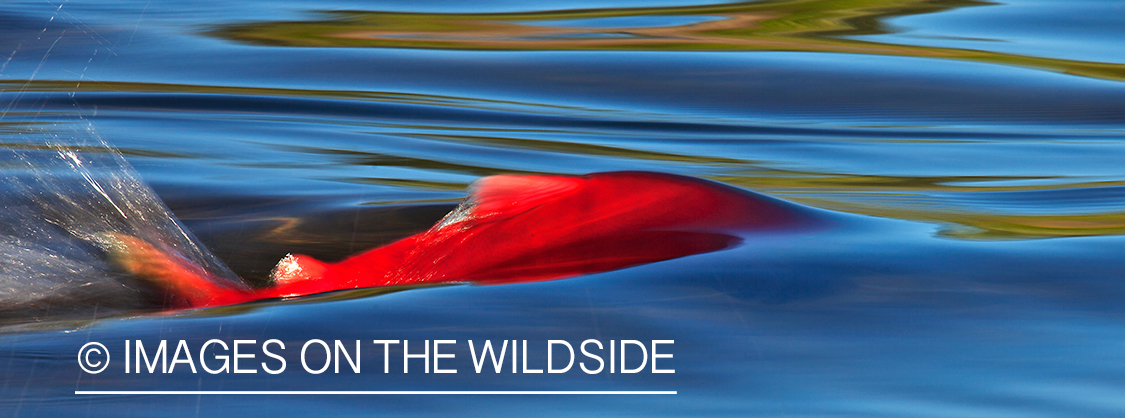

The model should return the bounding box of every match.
[103,233,252,308]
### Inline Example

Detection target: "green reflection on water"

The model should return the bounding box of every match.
[0,79,600,115]
[4,85,1123,240]
[206,0,1125,83]
[802,195,1125,239]
[719,173,1125,239]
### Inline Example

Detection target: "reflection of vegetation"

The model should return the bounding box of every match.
[404,132,744,165]
[208,0,1125,82]
[719,173,1125,239]
[6,83,1124,240]
[798,196,1125,239]
[0,140,187,159]
[0,79,602,116]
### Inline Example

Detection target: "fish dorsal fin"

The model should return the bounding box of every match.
[437,174,584,229]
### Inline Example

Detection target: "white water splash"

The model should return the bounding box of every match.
[0,138,240,320]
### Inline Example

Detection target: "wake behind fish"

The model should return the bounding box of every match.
[0,138,240,325]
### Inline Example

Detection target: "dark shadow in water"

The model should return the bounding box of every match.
[165,194,457,284]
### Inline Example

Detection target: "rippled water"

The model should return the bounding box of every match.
[2,0,1124,416]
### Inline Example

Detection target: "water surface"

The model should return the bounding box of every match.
[1,0,1124,416]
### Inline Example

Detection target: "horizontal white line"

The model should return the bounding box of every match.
[75,390,676,395]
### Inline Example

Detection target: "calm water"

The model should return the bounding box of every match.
[2,0,1125,416]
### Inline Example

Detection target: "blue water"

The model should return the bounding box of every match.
[2,0,1125,416]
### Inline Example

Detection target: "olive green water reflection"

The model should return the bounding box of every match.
[209,0,1125,83]
[5,77,1125,240]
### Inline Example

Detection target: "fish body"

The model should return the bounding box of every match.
[115,171,819,308]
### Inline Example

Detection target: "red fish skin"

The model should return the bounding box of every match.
[120,171,819,308]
